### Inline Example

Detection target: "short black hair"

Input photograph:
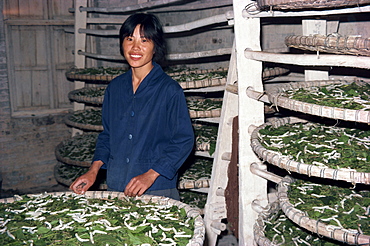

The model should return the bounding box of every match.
[119,13,166,63]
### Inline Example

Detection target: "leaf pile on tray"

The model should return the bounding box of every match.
[0,193,195,245]
[288,180,369,236]
[258,122,370,172]
[56,163,87,181]
[58,133,98,162]
[179,158,212,183]
[186,98,222,111]
[73,87,106,98]
[180,191,207,210]
[194,124,218,155]
[263,209,344,245]
[167,68,227,83]
[69,67,127,76]
[68,109,102,126]
[282,82,370,110]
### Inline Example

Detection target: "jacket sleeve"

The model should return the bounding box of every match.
[92,86,111,166]
[151,89,194,179]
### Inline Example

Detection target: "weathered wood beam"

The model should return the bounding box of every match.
[78,47,231,61]
[243,4,370,18]
[77,12,234,36]
[245,50,370,69]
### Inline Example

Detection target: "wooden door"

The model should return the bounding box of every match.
[4,0,75,115]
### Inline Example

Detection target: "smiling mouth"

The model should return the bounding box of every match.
[130,54,142,59]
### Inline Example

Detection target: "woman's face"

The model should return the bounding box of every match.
[123,24,155,70]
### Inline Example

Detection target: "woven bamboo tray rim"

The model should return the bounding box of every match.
[55,161,209,190]
[0,191,205,246]
[55,141,92,167]
[250,116,370,184]
[64,112,104,131]
[254,201,281,246]
[266,79,370,124]
[178,179,210,189]
[189,109,221,119]
[187,96,222,119]
[177,76,227,90]
[169,67,227,89]
[277,176,370,245]
[256,0,370,10]
[54,162,79,187]
[67,73,116,82]
[195,142,211,152]
[262,67,290,80]
[66,68,124,82]
[285,34,370,56]
[68,87,105,105]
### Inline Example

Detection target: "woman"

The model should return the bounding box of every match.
[70,13,194,200]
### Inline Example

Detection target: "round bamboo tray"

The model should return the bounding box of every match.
[256,0,370,10]
[187,98,223,119]
[277,176,370,245]
[189,109,221,119]
[66,67,127,82]
[194,123,218,154]
[250,116,370,184]
[254,201,281,246]
[266,79,370,124]
[55,133,98,167]
[64,109,103,131]
[285,34,370,57]
[55,141,92,167]
[55,160,210,190]
[167,68,228,90]
[178,179,210,190]
[68,86,106,105]
[262,67,290,81]
[0,191,205,246]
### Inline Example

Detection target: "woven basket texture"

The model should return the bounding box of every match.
[277,176,370,245]
[68,86,105,105]
[266,79,370,124]
[254,201,281,246]
[257,0,370,10]
[64,111,103,131]
[250,117,370,184]
[55,133,98,167]
[285,34,370,56]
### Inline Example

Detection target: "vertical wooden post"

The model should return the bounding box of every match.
[233,0,267,244]
[302,19,328,81]
[203,41,239,246]
[72,0,87,136]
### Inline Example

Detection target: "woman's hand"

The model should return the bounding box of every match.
[69,160,104,194]
[124,169,160,197]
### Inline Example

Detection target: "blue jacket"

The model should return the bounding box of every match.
[93,62,194,192]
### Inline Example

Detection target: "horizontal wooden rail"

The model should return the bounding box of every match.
[250,162,283,184]
[245,50,370,69]
[70,0,232,14]
[243,4,370,18]
[70,0,183,13]
[78,47,232,61]
[76,12,234,36]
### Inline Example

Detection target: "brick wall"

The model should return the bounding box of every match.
[0,2,71,194]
